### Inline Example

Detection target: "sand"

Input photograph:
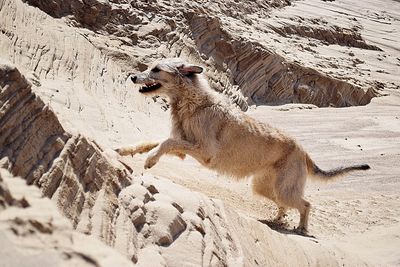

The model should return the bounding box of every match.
[1,0,399,265]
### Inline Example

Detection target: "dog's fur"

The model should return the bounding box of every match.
[116,58,370,233]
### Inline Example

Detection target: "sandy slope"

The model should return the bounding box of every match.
[126,92,400,266]
[1,0,400,265]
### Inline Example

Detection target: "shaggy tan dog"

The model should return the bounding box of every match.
[116,58,370,233]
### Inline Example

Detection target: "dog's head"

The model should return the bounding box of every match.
[130,58,204,97]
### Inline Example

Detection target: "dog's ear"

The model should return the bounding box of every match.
[177,64,203,76]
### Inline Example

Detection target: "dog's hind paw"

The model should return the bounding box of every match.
[295,226,308,236]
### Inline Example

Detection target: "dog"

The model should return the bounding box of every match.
[116,58,370,233]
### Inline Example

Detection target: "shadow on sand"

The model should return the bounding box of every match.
[258,219,317,240]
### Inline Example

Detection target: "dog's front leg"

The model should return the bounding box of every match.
[115,141,159,156]
[115,141,186,160]
[144,138,207,169]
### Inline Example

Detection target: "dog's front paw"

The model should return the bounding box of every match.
[144,156,158,169]
[115,147,130,156]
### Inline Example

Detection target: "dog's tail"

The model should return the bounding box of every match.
[305,154,370,181]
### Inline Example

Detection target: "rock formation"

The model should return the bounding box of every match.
[1,0,399,265]
[2,0,382,111]
[0,167,135,267]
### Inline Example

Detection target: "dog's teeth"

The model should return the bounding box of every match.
[139,82,161,93]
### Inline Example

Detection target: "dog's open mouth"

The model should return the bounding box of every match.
[139,82,162,93]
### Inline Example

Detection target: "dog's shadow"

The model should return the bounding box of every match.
[258,219,317,239]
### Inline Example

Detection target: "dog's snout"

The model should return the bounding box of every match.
[131,75,137,83]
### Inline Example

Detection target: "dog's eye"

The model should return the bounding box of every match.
[151,67,160,73]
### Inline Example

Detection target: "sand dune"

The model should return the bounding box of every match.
[1,0,399,266]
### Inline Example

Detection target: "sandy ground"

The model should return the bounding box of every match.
[2,0,400,265]
[120,91,400,265]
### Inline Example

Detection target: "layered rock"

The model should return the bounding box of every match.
[272,24,382,51]
[1,0,380,112]
[0,167,135,267]
[187,13,377,106]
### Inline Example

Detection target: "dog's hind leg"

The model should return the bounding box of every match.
[252,173,288,223]
[144,138,210,169]
[252,173,277,202]
[296,199,311,233]
[274,161,310,233]
[275,185,310,233]
[279,196,310,234]
[274,206,288,223]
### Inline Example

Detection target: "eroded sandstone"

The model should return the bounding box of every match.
[2,0,381,111]
[1,0,398,265]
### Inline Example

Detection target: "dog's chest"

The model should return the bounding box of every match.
[171,105,213,144]
[180,118,201,143]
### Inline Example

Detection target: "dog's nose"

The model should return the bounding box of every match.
[131,75,137,83]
